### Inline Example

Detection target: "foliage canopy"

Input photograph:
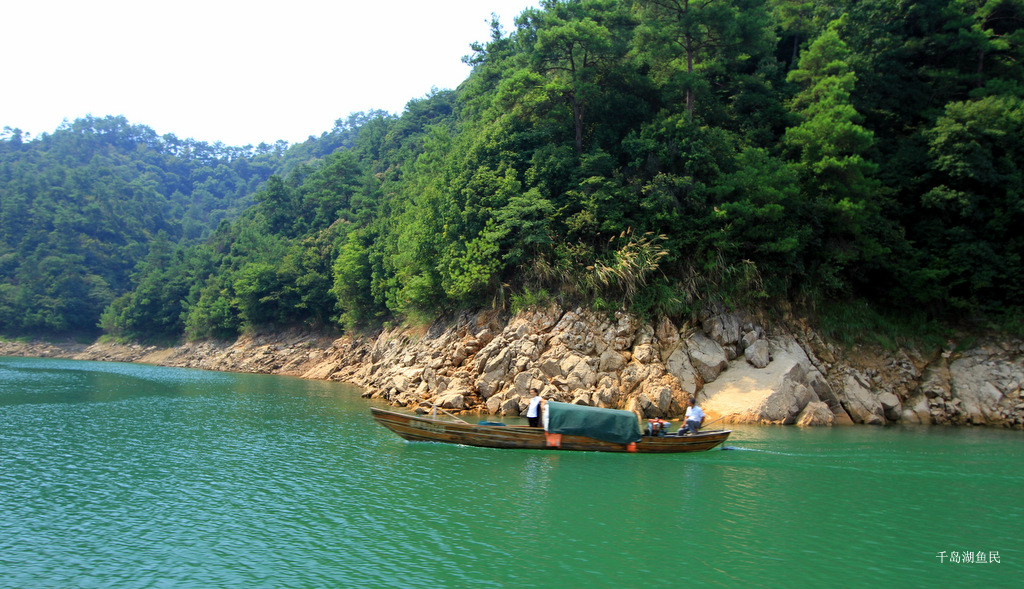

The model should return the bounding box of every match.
[3,0,1023,340]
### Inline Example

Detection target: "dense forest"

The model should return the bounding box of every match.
[0,112,375,335]
[2,0,1022,342]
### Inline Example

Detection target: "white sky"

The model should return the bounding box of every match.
[1,0,537,146]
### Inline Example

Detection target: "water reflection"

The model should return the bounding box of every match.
[521,453,556,497]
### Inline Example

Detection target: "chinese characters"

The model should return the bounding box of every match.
[936,551,1000,564]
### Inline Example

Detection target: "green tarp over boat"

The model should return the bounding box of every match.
[545,401,642,444]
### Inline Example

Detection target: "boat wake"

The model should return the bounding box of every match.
[721,446,796,456]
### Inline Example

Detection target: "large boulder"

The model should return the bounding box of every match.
[571,392,592,405]
[807,369,853,424]
[604,311,639,351]
[390,366,424,393]
[687,331,728,383]
[664,347,698,396]
[598,350,629,373]
[483,346,513,375]
[486,393,505,415]
[619,363,652,396]
[435,392,466,410]
[840,371,885,425]
[500,397,521,416]
[594,374,619,407]
[919,357,952,399]
[476,369,506,398]
[511,369,546,397]
[877,391,903,422]
[636,383,674,416]
[566,360,599,391]
[795,401,836,426]
[632,343,659,365]
[744,339,771,369]
[654,316,681,362]
[538,355,563,378]
[702,312,742,348]
[552,309,596,354]
[740,330,759,352]
[736,365,817,424]
[901,394,932,424]
[559,353,586,377]
[631,392,661,418]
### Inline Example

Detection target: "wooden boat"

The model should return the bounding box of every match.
[370,406,731,453]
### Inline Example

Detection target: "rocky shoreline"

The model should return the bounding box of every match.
[4,306,1022,429]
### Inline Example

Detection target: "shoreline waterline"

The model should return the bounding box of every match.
[3,315,1023,431]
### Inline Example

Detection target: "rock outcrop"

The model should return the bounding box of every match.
[701,336,829,425]
[5,305,1021,429]
[0,339,88,358]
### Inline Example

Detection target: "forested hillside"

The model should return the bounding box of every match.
[0,116,274,332]
[0,112,379,335]
[4,0,1023,342]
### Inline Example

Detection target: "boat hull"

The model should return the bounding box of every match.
[370,407,730,453]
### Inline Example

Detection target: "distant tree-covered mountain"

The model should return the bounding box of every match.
[0,113,376,335]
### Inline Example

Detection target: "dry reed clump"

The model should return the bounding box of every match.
[676,252,766,308]
[524,228,669,304]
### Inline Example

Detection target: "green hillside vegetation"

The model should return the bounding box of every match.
[0,112,375,335]
[3,0,1023,343]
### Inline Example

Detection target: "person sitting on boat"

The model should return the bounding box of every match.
[526,388,546,427]
[680,398,705,435]
[646,418,670,436]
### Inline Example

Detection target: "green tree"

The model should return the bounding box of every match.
[710,146,809,295]
[332,229,386,329]
[508,0,635,154]
[636,0,774,118]
[782,18,890,295]
[918,94,1024,307]
[943,0,1024,90]
[767,0,833,67]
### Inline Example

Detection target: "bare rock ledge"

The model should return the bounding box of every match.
[7,305,1022,428]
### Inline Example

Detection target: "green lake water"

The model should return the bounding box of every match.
[1,356,1021,588]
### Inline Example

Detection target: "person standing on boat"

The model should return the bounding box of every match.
[681,397,705,435]
[526,388,546,427]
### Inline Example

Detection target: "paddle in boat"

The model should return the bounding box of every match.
[370,401,731,453]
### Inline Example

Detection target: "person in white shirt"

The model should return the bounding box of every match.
[680,397,705,435]
[526,388,546,427]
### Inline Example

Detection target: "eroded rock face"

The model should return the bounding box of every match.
[1,339,88,359]
[323,306,756,422]
[49,305,1023,429]
[946,344,1022,425]
[701,336,834,425]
